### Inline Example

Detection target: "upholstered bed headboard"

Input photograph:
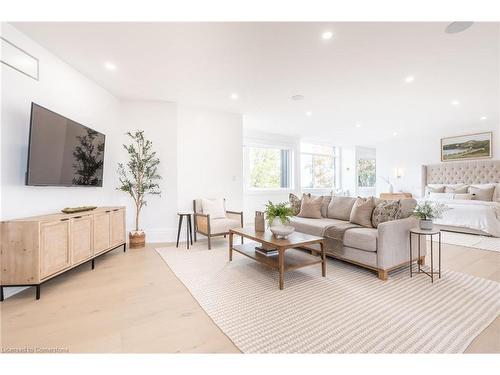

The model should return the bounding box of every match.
[421,160,500,197]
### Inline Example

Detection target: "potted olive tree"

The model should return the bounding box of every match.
[117,130,161,248]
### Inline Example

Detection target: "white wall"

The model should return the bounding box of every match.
[1,23,121,221]
[177,106,243,213]
[1,25,244,298]
[376,128,500,198]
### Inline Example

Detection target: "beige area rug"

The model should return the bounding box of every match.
[156,244,500,353]
[436,231,500,253]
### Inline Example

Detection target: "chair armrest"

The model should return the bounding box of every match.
[226,210,244,226]
[377,216,426,270]
[194,213,210,234]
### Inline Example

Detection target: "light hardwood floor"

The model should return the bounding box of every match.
[1,237,498,353]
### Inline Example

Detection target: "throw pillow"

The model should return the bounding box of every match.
[398,198,416,218]
[289,193,311,216]
[469,186,495,201]
[320,195,332,217]
[444,185,469,194]
[371,200,401,228]
[425,185,445,196]
[349,197,375,228]
[297,195,323,219]
[327,196,356,220]
[201,198,226,219]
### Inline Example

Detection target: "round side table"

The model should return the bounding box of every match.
[176,212,193,249]
[409,227,441,283]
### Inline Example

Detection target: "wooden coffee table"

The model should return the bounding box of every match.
[229,227,326,290]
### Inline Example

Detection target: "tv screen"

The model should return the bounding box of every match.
[26,103,106,187]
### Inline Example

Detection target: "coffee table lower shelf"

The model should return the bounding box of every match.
[230,242,326,289]
[232,243,323,271]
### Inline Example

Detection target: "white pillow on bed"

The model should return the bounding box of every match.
[428,192,455,200]
[454,193,473,200]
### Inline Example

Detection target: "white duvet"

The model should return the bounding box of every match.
[422,199,500,237]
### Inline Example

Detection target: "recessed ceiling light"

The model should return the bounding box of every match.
[291,94,304,101]
[355,123,361,128]
[393,132,398,136]
[321,31,333,40]
[451,100,460,106]
[445,22,474,34]
[404,76,415,83]
[480,116,487,120]
[104,62,116,71]
[230,93,239,100]
[306,111,312,117]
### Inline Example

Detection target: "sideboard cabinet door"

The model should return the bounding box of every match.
[71,216,93,264]
[110,209,125,246]
[40,221,71,279]
[94,212,111,254]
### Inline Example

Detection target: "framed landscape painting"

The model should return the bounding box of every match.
[441,131,492,162]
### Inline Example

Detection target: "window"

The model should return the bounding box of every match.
[300,143,335,189]
[357,159,376,187]
[246,145,291,189]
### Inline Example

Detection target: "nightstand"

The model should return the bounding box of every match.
[380,192,412,200]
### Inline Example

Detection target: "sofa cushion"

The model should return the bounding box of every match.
[371,199,401,228]
[327,196,356,220]
[289,193,311,215]
[320,195,332,217]
[349,197,375,227]
[209,218,241,234]
[289,216,345,237]
[297,195,323,219]
[343,228,378,252]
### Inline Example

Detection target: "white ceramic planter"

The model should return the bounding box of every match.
[419,219,433,230]
[269,217,295,239]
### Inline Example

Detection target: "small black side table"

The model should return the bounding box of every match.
[176,212,193,249]
[409,227,441,283]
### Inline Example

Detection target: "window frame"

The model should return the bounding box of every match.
[243,140,294,194]
[357,158,376,189]
[300,143,336,191]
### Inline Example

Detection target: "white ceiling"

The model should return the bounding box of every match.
[12,22,500,145]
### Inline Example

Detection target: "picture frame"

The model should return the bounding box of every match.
[441,131,492,162]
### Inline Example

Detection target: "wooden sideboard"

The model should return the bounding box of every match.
[1,206,126,301]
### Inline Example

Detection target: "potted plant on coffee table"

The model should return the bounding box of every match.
[117,130,161,248]
[413,201,449,230]
[264,201,295,239]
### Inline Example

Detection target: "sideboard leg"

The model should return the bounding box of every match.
[124,242,127,252]
[0,286,4,302]
[36,285,40,300]
[91,259,95,270]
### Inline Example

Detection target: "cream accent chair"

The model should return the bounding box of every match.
[193,199,244,249]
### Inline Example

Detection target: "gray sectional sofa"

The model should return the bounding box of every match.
[289,196,427,280]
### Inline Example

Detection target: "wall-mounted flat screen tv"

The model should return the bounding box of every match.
[26,103,106,187]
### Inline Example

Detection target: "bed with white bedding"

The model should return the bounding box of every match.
[421,160,500,237]
[422,198,500,237]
